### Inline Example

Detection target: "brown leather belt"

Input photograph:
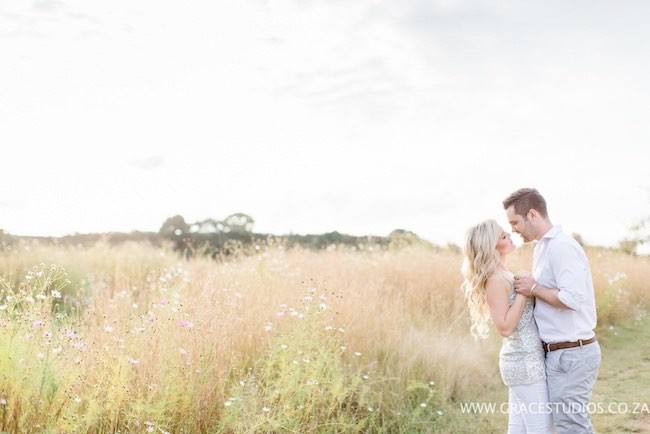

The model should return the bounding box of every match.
[543,336,597,353]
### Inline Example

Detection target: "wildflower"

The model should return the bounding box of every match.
[280,344,288,350]
[36,352,45,360]
[319,303,327,311]
[362,375,369,380]
[224,401,233,407]
[32,320,44,328]
[51,290,62,298]
[264,323,273,332]
[0,304,7,311]
[104,325,114,333]
[420,403,427,408]
[0,397,6,406]
[36,294,47,300]
[262,406,270,412]
[368,407,374,412]
[436,410,444,416]
[128,357,140,365]
[72,342,87,351]
[429,381,435,386]
[179,347,188,355]
[179,320,194,328]
[53,346,63,355]
[354,352,362,357]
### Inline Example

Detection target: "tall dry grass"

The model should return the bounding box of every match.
[0,240,647,433]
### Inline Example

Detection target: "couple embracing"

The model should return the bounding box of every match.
[462,188,601,434]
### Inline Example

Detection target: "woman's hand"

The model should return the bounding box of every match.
[514,272,536,297]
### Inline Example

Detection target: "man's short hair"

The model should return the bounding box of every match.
[503,188,548,218]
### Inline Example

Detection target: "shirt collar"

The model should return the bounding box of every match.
[540,225,562,240]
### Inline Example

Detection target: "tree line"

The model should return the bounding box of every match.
[0,213,431,257]
[157,213,430,256]
[1,213,648,256]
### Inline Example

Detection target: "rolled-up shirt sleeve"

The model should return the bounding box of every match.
[549,241,588,311]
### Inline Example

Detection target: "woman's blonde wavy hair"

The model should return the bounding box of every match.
[461,219,502,339]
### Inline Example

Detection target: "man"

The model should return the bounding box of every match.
[503,188,600,434]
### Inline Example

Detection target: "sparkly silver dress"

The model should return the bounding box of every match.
[498,271,547,386]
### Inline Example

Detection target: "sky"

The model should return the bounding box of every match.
[1,0,649,249]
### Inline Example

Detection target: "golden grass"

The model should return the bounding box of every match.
[0,240,647,433]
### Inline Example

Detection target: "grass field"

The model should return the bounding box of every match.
[0,240,648,433]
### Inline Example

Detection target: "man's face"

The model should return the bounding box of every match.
[506,205,535,243]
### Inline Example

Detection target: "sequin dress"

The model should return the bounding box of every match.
[498,271,547,386]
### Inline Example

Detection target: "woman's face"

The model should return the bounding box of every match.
[496,228,515,256]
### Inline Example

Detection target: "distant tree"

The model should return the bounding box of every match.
[619,216,650,254]
[223,213,255,234]
[190,218,227,234]
[388,229,420,248]
[159,215,190,238]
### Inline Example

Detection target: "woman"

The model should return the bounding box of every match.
[461,219,552,434]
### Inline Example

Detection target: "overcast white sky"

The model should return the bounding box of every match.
[1,0,649,248]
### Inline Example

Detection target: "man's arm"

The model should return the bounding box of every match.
[514,239,588,310]
[514,275,569,309]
